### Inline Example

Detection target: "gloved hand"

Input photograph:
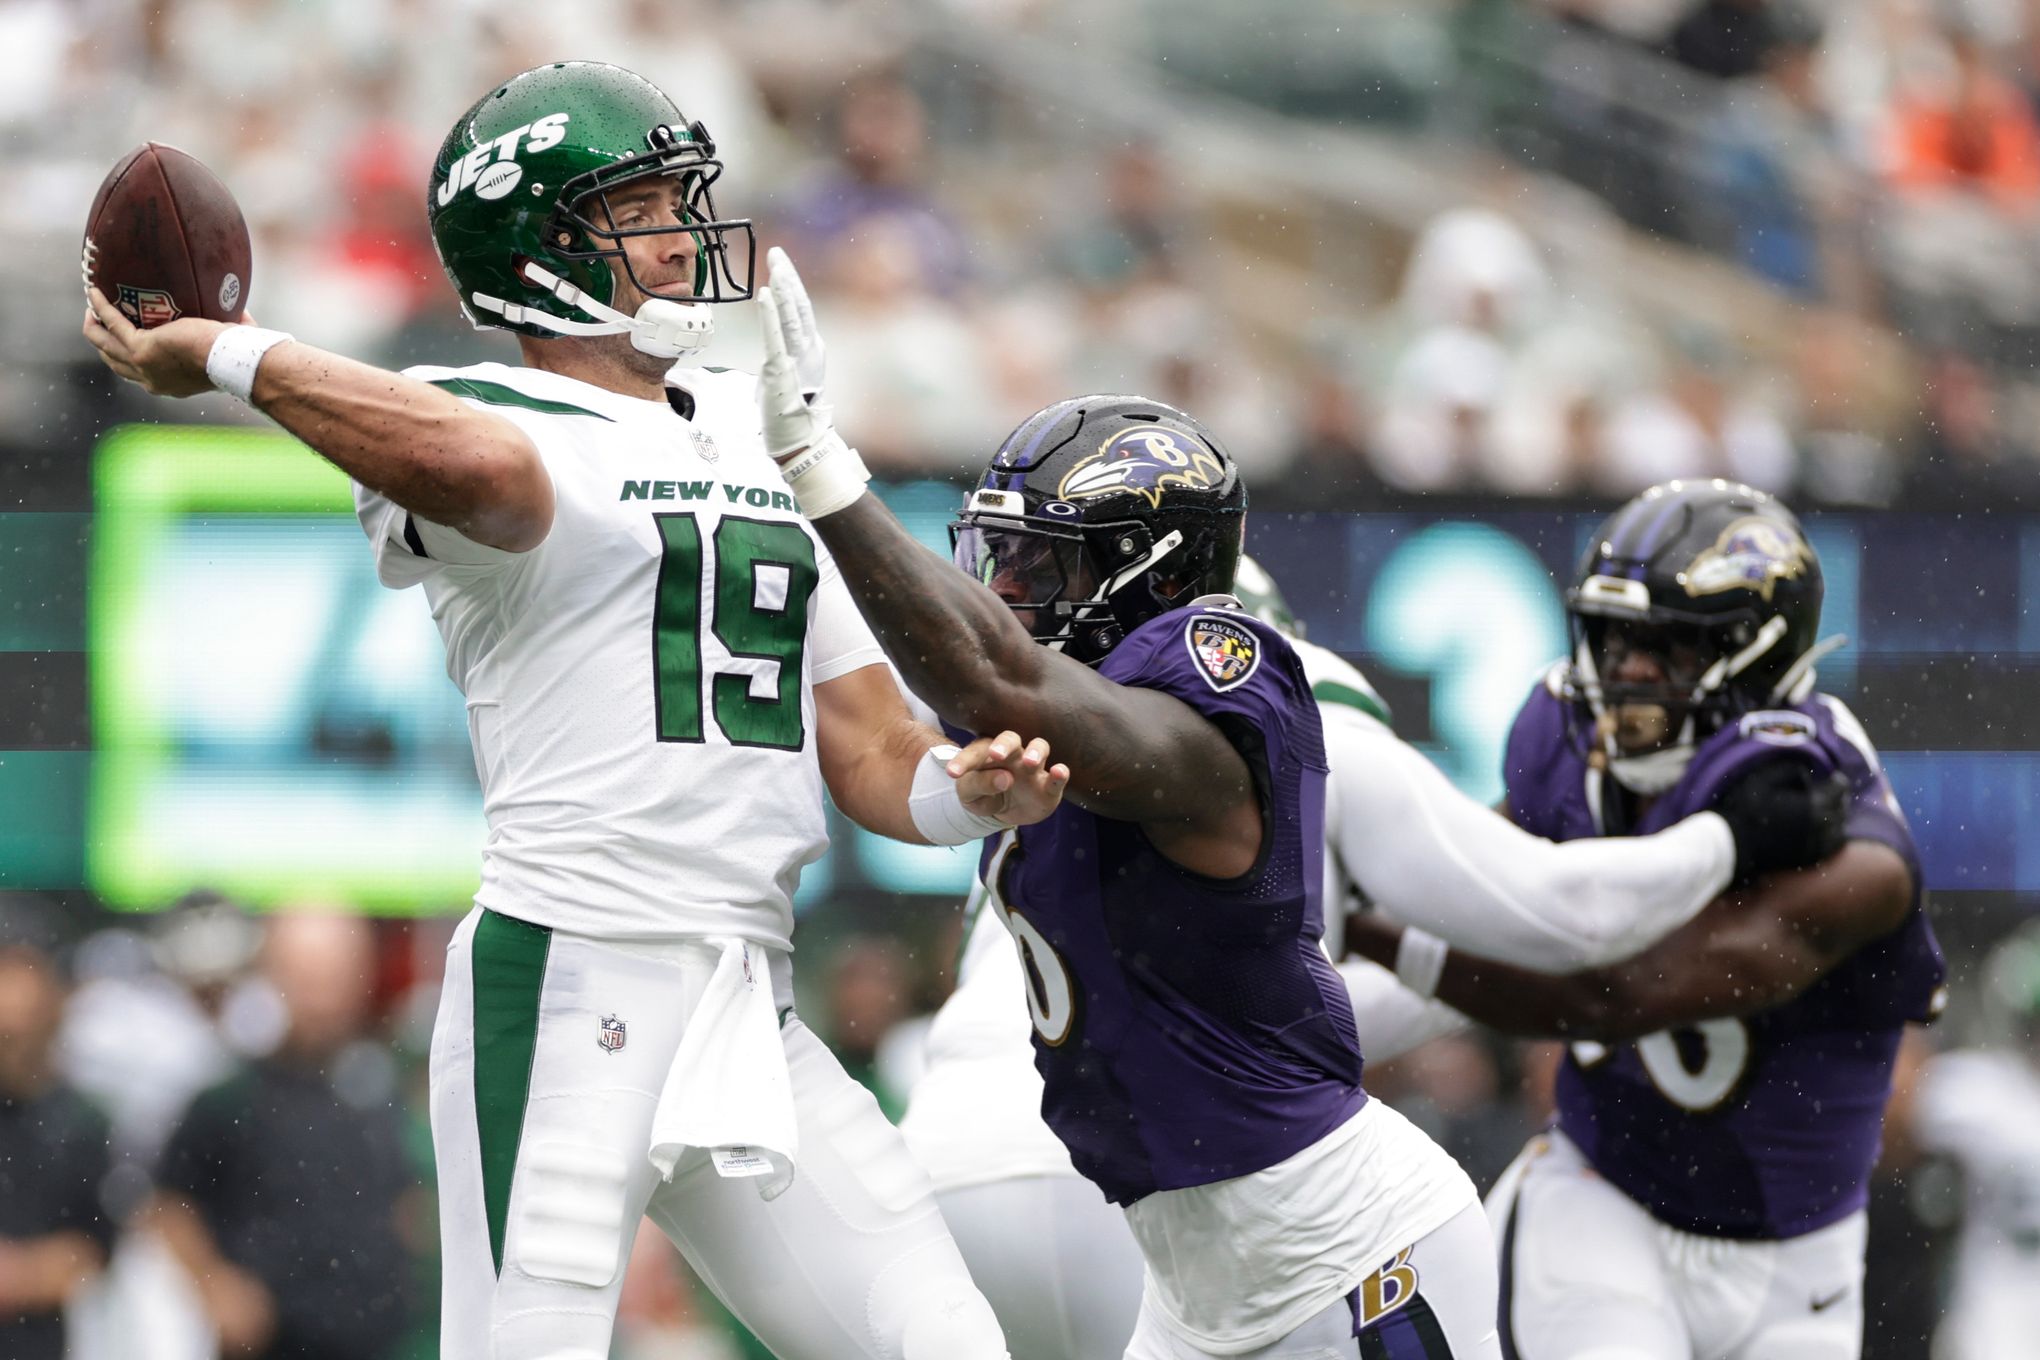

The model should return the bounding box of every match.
[756,248,867,516]
[762,246,826,406]
[1714,759,1850,885]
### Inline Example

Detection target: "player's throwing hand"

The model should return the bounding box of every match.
[82,285,240,398]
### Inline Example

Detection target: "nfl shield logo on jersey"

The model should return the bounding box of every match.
[1186,614,1261,692]
[690,428,719,464]
[597,1014,627,1054]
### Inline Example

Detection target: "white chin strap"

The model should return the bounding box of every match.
[470,260,714,358]
[1042,529,1186,653]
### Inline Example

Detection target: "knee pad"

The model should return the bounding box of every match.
[901,1285,1009,1360]
[510,1139,631,1289]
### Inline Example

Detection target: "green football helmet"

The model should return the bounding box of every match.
[1232,554,1302,638]
[427,61,756,358]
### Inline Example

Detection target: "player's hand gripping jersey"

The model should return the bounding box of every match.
[354,361,883,946]
[1505,675,1945,1238]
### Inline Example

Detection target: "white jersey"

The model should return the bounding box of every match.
[1915,1048,2040,1360]
[355,361,884,945]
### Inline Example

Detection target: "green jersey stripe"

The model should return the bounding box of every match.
[470,909,553,1276]
[1313,678,1392,726]
[429,377,615,422]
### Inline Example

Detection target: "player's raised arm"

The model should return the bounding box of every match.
[1349,838,1915,1043]
[83,288,551,552]
[753,251,1263,877]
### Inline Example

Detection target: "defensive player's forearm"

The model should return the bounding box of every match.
[249,344,547,548]
[1333,726,1735,970]
[813,495,1047,734]
[1431,949,1630,1040]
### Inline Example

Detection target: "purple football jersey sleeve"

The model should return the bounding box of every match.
[974,604,1364,1205]
[1507,686,1947,1239]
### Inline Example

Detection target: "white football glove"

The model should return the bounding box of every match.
[757,252,869,518]
[763,246,827,405]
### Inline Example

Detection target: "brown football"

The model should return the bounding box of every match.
[82,143,252,328]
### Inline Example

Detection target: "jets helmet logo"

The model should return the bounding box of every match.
[1186,614,1260,692]
[436,112,571,207]
[1681,517,1810,601]
[1056,428,1227,508]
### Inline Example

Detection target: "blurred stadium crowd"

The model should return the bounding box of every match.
[3,0,2038,1357]
[11,0,2040,510]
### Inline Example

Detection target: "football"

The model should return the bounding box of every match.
[82,142,252,328]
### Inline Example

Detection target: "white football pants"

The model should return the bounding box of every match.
[1487,1132,1867,1360]
[1123,1200,1502,1360]
[430,908,1008,1360]
[937,1174,1147,1359]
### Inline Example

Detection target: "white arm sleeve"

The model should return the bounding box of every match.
[807,538,888,684]
[1325,715,1736,972]
[1338,958,1469,1062]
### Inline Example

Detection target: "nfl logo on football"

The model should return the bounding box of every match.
[597,1014,627,1054]
[116,284,180,327]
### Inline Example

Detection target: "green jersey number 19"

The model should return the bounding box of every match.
[654,514,817,750]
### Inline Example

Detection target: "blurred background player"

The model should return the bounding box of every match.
[898,555,1847,1358]
[80,58,1071,1360]
[146,912,413,1360]
[757,303,1503,1353]
[0,898,115,1360]
[1911,920,2040,1360]
[1352,480,1945,1360]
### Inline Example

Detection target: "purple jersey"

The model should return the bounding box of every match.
[976,603,1363,1206]
[1504,678,1945,1239]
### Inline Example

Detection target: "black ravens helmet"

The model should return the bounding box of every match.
[952,395,1247,664]
[1562,479,1829,794]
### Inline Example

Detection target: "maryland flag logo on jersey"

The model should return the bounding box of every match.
[1056,428,1229,509]
[1681,516,1811,602]
[1186,614,1260,693]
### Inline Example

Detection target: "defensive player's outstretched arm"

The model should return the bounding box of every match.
[82,289,551,551]
[805,495,1261,874]
[1326,721,1839,972]
[1348,839,1914,1042]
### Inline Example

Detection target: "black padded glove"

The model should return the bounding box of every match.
[1715,759,1851,885]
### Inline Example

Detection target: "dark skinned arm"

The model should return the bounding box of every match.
[809,494,1261,878]
[1347,839,1915,1043]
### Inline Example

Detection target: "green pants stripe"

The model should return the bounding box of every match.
[470,909,552,1275]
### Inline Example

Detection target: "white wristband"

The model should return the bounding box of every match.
[204,326,294,403]
[908,744,1008,847]
[774,428,871,519]
[1393,926,1451,999]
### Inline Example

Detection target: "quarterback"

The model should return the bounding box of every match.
[82,61,1064,1360]
[1351,482,1945,1360]
[899,558,1849,1359]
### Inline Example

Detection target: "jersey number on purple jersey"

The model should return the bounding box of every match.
[983,831,1078,1044]
[1573,1017,1753,1113]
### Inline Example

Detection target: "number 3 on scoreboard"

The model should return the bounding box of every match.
[652,514,818,750]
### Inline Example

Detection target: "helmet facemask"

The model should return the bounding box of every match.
[548,124,755,314]
[1563,576,1796,795]
[951,489,1201,665]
